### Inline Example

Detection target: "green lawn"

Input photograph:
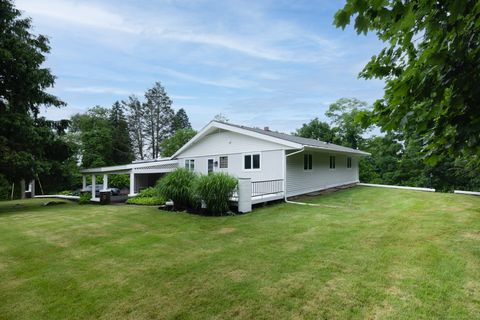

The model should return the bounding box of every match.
[0,186,479,319]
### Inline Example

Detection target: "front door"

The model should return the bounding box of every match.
[207,158,214,174]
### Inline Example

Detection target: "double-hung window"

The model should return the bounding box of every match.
[244,153,260,170]
[304,154,313,171]
[185,159,195,171]
[329,155,336,169]
[347,157,352,169]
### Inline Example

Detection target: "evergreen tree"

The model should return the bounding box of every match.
[108,101,134,164]
[172,108,191,131]
[124,96,145,160]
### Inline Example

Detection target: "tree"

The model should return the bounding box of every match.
[214,113,229,122]
[0,0,69,189]
[124,96,145,160]
[143,82,175,159]
[108,101,134,164]
[295,118,335,142]
[71,107,113,168]
[325,98,369,149]
[160,128,197,157]
[334,0,480,164]
[172,108,191,131]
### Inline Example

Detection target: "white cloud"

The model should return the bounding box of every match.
[64,86,141,96]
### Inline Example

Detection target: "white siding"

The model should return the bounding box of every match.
[177,130,289,158]
[286,150,359,197]
[180,150,284,181]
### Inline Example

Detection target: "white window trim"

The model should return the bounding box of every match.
[303,153,313,172]
[185,159,195,172]
[243,152,262,171]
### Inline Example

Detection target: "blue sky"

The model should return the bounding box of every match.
[17,0,385,133]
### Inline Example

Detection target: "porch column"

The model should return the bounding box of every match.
[82,175,87,190]
[129,171,135,196]
[29,180,35,197]
[103,174,108,191]
[91,174,96,199]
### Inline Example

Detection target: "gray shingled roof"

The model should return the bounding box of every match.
[219,121,370,155]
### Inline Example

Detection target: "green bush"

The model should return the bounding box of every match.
[135,187,158,198]
[195,173,237,216]
[156,168,197,210]
[58,190,73,196]
[109,174,130,189]
[126,196,165,205]
[78,192,91,205]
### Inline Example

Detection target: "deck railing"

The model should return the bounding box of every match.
[251,179,284,197]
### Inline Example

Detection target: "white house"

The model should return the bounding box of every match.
[80,121,370,205]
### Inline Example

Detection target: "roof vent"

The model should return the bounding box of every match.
[264,126,270,131]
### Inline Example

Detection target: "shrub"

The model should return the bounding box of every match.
[78,192,91,205]
[109,174,130,189]
[195,173,237,216]
[156,168,197,210]
[126,187,166,206]
[126,196,165,205]
[58,190,73,196]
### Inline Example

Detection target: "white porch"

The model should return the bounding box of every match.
[80,159,179,201]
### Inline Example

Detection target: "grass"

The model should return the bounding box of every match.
[0,186,479,319]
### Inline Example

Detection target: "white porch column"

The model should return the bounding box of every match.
[82,175,87,190]
[103,174,108,191]
[91,174,96,199]
[237,178,252,213]
[29,180,35,197]
[129,171,135,196]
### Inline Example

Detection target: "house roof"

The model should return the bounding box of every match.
[173,120,370,157]
[221,121,370,155]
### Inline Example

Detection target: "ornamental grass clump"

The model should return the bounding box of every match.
[195,173,237,216]
[156,168,197,210]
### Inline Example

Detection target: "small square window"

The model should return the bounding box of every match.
[219,156,228,168]
[185,159,195,171]
[244,153,260,170]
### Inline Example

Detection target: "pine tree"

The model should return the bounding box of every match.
[172,108,191,131]
[108,101,134,164]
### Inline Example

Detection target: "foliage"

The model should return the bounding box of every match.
[124,96,146,160]
[213,113,229,122]
[160,128,197,157]
[108,174,130,189]
[334,0,480,164]
[172,108,191,131]
[0,0,72,190]
[108,102,134,165]
[58,190,73,196]
[126,196,166,206]
[143,82,175,159]
[295,118,335,142]
[156,168,197,210]
[78,193,91,205]
[194,173,237,216]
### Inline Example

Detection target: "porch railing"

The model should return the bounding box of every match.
[251,179,284,197]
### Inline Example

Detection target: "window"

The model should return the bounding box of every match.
[304,154,312,170]
[185,159,195,171]
[207,159,214,173]
[244,153,260,170]
[329,155,336,169]
[219,156,228,168]
[347,157,352,168]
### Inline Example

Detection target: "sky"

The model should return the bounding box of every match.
[16,0,385,133]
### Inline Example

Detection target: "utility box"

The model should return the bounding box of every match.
[24,191,32,198]
[237,178,252,213]
[99,190,111,205]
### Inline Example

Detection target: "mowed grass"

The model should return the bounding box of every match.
[0,187,479,319]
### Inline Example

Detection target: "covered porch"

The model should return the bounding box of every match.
[80,159,179,201]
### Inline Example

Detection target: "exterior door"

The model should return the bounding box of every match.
[207,158,214,174]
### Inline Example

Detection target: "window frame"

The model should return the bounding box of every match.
[243,153,261,171]
[219,156,228,169]
[303,153,313,171]
[347,156,352,169]
[185,159,195,172]
[207,158,214,174]
[329,155,336,170]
